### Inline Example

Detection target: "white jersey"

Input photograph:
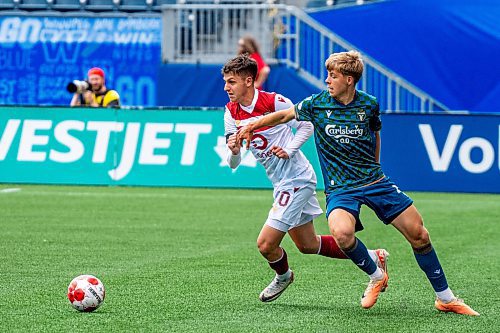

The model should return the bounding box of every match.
[224,89,316,189]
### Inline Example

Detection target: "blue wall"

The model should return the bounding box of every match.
[157,63,319,107]
[310,0,500,112]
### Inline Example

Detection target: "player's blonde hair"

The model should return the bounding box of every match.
[325,51,364,83]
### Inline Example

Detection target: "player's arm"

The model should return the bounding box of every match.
[273,120,313,159]
[237,106,296,149]
[223,108,241,169]
[226,133,241,169]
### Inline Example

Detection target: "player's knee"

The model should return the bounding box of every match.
[257,239,277,257]
[331,229,354,250]
[409,226,430,248]
[296,242,317,254]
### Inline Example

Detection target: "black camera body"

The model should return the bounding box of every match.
[67,80,91,94]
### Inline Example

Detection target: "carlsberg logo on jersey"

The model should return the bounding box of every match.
[325,124,364,142]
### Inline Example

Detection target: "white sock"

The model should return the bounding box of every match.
[277,269,292,281]
[368,250,377,264]
[436,288,455,303]
[369,267,384,281]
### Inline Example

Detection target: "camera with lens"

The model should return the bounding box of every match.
[66,80,91,94]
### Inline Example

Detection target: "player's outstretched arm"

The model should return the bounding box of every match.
[237,106,296,149]
[226,133,241,169]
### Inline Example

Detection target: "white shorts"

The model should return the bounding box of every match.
[265,182,323,232]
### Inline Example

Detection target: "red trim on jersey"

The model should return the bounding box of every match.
[226,90,277,133]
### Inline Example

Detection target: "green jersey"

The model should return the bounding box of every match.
[295,90,385,192]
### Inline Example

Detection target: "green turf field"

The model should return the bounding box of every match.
[1,185,498,332]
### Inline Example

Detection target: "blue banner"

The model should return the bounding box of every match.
[0,107,498,193]
[0,16,161,107]
[381,113,500,193]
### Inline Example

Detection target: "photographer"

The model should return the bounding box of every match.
[69,67,120,108]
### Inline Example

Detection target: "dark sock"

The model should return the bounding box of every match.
[344,238,377,275]
[413,243,448,292]
[268,248,289,275]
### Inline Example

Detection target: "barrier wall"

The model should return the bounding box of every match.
[0,107,499,193]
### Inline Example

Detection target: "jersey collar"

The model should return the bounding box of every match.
[239,88,259,113]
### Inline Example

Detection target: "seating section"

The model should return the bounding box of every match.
[85,0,116,11]
[0,0,370,12]
[120,0,153,12]
[52,0,83,11]
[306,0,376,9]
[0,0,147,10]
[19,0,50,11]
[0,0,286,11]
[0,0,16,10]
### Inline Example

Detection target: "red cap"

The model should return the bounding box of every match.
[88,67,105,78]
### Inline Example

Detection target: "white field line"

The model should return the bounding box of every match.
[5,189,270,200]
[0,188,21,194]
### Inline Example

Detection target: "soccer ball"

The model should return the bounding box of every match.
[67,275,105,312]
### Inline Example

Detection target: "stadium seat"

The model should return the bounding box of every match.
[85,0,117,11]
[119,0,150,12]
[153,0,175,6]
[306,0,328,8]
[0,0,16,10]
[18,0,50,11]
[52,0,83,11]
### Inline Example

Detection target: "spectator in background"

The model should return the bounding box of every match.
[70,67,120,108]
[237,36,271,90]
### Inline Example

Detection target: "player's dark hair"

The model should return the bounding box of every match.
[221,55,258,82]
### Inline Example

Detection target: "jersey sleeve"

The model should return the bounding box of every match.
[224,107,237,141]
[294,96,314,122]
[274,93,294,111]
[283,121,313,158]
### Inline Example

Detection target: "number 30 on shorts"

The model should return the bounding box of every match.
[278,191,291,207]
[269,190,294,220]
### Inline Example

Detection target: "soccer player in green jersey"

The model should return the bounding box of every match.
[237,51,478,316]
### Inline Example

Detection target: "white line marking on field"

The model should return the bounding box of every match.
[0,188,21,193]
[16,189,269,201]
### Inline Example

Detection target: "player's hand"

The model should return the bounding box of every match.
[270,146,290,159]
[227,133,240,155]
[236,125,254,149]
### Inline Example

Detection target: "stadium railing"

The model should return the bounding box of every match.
[161,3,448,112]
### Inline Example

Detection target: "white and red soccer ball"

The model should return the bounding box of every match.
[67,275,105,312]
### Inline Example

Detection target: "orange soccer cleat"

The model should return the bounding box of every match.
[435,298,480,316]
[361,270,389,309]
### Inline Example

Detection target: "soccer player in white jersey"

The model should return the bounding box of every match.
[222,54,389,302]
